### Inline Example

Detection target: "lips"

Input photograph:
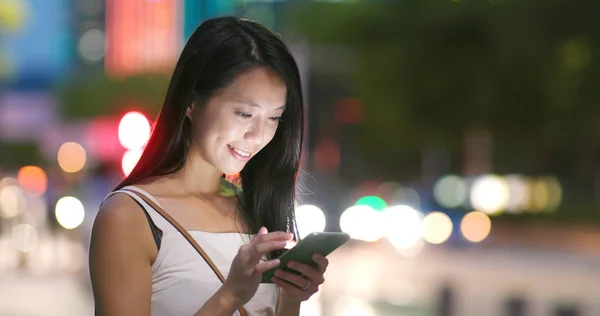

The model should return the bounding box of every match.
[228,145,252,162]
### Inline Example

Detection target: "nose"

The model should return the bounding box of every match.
[243,120,266,146]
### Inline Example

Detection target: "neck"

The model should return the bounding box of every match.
[171,154,223,197]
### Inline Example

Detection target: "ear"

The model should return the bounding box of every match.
[186,102,195,120]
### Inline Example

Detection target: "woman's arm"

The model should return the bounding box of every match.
[89,194,156,315]
[276,292,301,316]
[90,194,244,316]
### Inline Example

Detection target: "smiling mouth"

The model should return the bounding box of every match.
[228,145,252,161]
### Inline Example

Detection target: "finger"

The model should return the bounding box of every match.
[257,226,268,236]
[254,240,288,255]
[312,253,329,272]
[255,259,280,274]
[252,231,294,244]
[274,269,311,289]
[287,261,324,284]
[272,276,308,298]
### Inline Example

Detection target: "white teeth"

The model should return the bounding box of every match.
[231,147,250,157]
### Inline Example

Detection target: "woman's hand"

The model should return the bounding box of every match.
[271,253,329,303]
[221,227,294,308]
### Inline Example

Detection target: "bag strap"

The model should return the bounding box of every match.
[122,189,248,316]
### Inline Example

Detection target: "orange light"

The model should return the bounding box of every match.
[17,166,47,197]
[57,142,87,173]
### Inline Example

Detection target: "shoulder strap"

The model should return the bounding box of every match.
[121,189,248,316]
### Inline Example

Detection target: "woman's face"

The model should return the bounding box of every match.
[187,67,287,175]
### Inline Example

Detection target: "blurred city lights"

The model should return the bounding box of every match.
[382,205,424,251]
[334,98,365,125]
[78,28,106,62]
[11,223,38,253]
[313,139,341,172]
[422,211,453,244]
[17,165,47,197]
[355,195,387,211]
[434,175,468,208]
[339,205,385,242]
[470,174,509,215]
[57,142,87,173]
[121,148,144,176]
[23,196,48,227]
[55,196,85,230]
[375,181,401,202]
[505,174,530,213]
[560,38,592,71]
[529,177,563,212]
[333,296,377,316]
[295,204,326,239]
[460,211,492,243]
[0,0,28,31]
[0,184,25,218]
[118,111,151,150]
[392,186,421,209]
[543,176,563,211]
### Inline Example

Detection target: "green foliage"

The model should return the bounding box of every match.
[0,142,46,168]
[287,0,600,163]
[57,73,170,119]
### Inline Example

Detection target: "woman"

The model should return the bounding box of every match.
[89,17,328,316]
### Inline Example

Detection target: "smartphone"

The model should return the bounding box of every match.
[261,232,350,283]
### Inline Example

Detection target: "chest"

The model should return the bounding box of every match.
[158,196,249,232]
[150,232,277,316]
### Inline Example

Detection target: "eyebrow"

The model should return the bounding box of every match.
[242,101,286,111]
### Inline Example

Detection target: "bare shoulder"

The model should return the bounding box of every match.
[94,193,145,233]
[89,192,156,315]
[90,192,157,262]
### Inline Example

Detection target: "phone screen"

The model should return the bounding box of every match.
[261,232,350,283]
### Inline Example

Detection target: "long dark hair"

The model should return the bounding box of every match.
[116,17,304,255]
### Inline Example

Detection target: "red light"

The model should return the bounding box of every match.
[335,98,365,124]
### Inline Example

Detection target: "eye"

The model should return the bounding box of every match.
[269,116,283,122]
[236,111,252,118]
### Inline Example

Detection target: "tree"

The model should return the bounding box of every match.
[287,0,600,192]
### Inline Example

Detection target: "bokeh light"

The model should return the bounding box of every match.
[355,195,387,211]
[57,142,87,173]
[392,186,421,209]
[55,196,85,230]
[382,205,424,251]
[17,166,48,197]
[528,177,562,212]
[470,175,509,215]
[375,181,401,202]
[434,175,468,208]
[0,184,26,218]
[295,204,326,239]
[505,174,530,213]
[544,176,563,211]
[422,211,453,244]
[78,28,106,62]
[118,111,151,150]
[340,205,385,242]
[121,148,143,177]
[460,211,492,243]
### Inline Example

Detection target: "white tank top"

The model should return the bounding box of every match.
[104,186,278,316]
